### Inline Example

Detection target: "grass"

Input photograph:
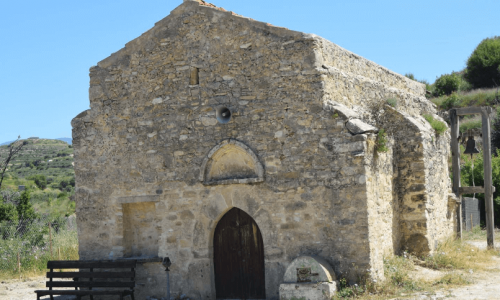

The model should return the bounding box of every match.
[0,218,78,280]
[333,234,499,299]
[463,225,500,241]
[386,98,398,108]
[459,115,482,133]
[423,114,447,135]
[431,87,499,110]
[419,237,497,272]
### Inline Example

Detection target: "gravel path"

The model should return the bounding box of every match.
[0,277,75,300]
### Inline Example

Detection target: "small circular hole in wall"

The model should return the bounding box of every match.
[216,107,232,124]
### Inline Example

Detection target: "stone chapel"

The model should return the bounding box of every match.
[72,1,457,299]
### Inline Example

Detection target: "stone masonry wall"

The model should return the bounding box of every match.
[364,133,398,281]
[72,2,381,298]
[374,107,454,256]
[318,37,437,124]
[72,1,455,299]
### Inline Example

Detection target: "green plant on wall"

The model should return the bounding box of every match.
[386,98,398,108]
[423,114,447,135]
[376,129,388,152]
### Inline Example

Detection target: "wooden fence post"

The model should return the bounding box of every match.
[471,213,473,231]
[450,109,462,239]
[49,222,52,259]
[17,252,20,275]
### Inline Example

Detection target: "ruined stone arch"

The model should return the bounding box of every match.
[199,139,264,185]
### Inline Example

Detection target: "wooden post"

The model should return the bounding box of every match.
[49,222,52,258]
[481,107,495,249]
[471,213,473,230]
[450,109,462,239]
[17,252,20,274]
[58,247,60,260]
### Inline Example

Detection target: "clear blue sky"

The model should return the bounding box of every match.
[0,0,498,143]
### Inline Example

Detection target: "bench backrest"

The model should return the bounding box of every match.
[46,260,136,290]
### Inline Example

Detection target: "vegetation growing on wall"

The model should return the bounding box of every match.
[423,114,447,135]
[376,129,388,152]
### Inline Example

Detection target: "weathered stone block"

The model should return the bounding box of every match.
[279,282,337,300]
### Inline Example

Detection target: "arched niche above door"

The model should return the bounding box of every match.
[199,139,264,185]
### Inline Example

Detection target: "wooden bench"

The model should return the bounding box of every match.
[35,260,136,300]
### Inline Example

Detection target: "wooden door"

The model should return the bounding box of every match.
[214,207,266,299]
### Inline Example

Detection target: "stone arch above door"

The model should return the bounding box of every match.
[199,139,264,185]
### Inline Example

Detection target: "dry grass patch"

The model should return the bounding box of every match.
[419,237,496,272]
[333,236,499,299]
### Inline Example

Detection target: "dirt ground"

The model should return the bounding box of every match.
[1,242,500,300]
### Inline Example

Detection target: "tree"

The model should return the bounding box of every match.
[0,137,27,190]
[0,202,17,222]
[17,190,37,220]
[465,36,500,89]
[28,174,47,190]
[434,73,462,96]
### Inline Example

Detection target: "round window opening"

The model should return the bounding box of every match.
[216,107,232,124]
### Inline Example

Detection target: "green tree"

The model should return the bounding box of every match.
[17,190,37,220]
[465,36,500,89]
[28,174,47,190]
[434,73,462,96]
[0,202,18,222]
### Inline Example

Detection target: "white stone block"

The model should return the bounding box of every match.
[279,282,337,300]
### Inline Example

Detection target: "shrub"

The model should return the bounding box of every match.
[465,36,500,89]
[423,114,447,135]
[434,73,462,96]
[0,202,18,222]
[441,92,461,109]
[386,98,398,108]
[405,73,416,80]
[376,129,389,152]
[28,174,47,190]
[17,190,37,220]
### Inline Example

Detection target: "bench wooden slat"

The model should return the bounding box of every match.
[46,271,135,279]
[37,260,137,299]
[35,290,133,296]
[47,281,134,288]
[47,260,136,269]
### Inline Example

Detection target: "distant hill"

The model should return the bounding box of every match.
[0,140,14,146]
[0,138,74,180]
[0,137,72,146]
[55,138,72,145]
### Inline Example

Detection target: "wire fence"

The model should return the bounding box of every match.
[0,215,78,276]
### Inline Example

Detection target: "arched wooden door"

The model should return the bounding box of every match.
[214,207,266,299]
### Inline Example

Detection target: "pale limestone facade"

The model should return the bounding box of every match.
[72,1,457,299]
